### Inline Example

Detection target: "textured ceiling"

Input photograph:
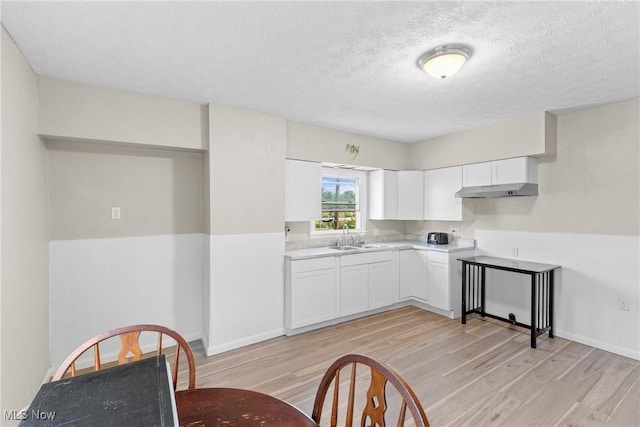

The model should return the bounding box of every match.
[2,1,639,143]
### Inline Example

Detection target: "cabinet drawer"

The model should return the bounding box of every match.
[291,257,337,273]
[341,251,393,266]
[427,251,449,264]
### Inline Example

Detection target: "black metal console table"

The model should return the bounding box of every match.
[458,256,560,348]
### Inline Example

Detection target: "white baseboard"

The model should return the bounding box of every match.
[205,328,284,356]
[555,329,639,361]
[200,335,210,354]
[408,299,457,319]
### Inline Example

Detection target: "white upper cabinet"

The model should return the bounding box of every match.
[491,157,538,184]
[397,171,424,220]
[285,159,322,222]
[463,157,538,187]
[368,170,398,219]
[369,170,423,220]
[462,162,492,187]
[424,166,474,221]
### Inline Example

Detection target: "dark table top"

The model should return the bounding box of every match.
[175,387,318,427]
[458,255,561,274]
[19,355,176,426]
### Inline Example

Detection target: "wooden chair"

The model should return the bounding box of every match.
[312,354,430,427]
[51,324,196,391]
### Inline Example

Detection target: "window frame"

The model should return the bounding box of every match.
[310,167,367,237]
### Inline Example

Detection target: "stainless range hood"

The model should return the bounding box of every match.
[455,182,538,198]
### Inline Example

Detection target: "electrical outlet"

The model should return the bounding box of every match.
[512,247,519,257]
[618,298,630,311]
[111,207,121,220]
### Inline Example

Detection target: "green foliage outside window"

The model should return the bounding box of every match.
[315,176,359,231]
[315,211,357,230]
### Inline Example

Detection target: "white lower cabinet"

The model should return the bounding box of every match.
[399,250,428,300]
[399,249,474,318]
[369,260,397,309]
[286,257,339,330]
[427,253,450,310]
[426,250,474,317]
[286,251,399,334]
[286,247,469,334]
[340,251,398,316]
[340,264,369,316]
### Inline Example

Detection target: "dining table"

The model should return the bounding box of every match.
[19,355,177,426]
[175,387,318,426]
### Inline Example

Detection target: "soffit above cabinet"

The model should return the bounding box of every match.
[38,77,208,151]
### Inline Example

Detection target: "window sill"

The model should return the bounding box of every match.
[309,230,366,238]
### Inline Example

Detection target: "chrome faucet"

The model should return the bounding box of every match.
[339,224,356,246]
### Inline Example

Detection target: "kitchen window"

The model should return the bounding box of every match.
[312,168,367,234]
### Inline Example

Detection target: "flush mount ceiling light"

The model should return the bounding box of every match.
[417,45,472,79]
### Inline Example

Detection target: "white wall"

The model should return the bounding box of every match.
[475,230,639,359]
[1,27,3,416]
[407,98,640,359]
[206,233,284,354]
[1,27,50,414]
[204,105,287,355]
[39,81,207,374]
[209,105,286,235]
[470,99,639,236]
[49,234,203,366]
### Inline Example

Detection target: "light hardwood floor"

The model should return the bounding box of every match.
[181,306,639,426]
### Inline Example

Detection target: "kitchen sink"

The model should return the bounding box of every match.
[327,243,384,251]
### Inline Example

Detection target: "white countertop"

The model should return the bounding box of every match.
[285,239,475,260]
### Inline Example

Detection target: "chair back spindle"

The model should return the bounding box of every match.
[118,331,143,363]
[51,324,195,391]
[312,354,430,427]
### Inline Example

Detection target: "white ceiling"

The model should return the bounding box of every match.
[2,1,639,143]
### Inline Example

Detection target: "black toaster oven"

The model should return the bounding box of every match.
[427,232,449,245]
